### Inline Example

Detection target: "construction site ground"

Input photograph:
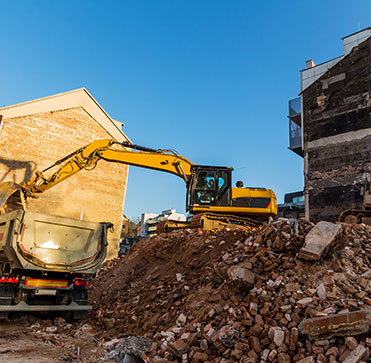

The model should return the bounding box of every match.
[0,314,111,362]
[0,219,370,362]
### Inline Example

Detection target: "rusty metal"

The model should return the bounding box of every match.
[339,209,371,225]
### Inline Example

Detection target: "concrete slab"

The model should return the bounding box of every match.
[297,221,342,261]
[343,344,370,363]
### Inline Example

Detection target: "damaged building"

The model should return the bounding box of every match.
[0,88,130,259]
[288,28,371,222]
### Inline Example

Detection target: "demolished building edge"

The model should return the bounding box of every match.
[302,35,371,222]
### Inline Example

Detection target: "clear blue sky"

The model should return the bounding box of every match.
[1,1,370,219]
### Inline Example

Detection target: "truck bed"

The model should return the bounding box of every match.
[0,209,107,274]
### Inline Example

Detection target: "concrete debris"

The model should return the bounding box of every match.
[227,263,256,288]
[268,326,285,346]
[176,313,187,326]
[296,357,315,363]
[342,344,370,363]
[88,219,371,362]
[108,336,153,362]
[53,317,67,328]
[297,221,343,261]
[317,283,327,301]
[122,354,145,363]
[345,336,359,350]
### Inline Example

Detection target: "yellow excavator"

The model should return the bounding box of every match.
[0,139,277,230]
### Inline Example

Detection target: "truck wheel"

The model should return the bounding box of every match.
[73,288,88,305]
[72,288,89,320]
[0,286,14,319]
[60,311,74,321]
[73,310,89,320]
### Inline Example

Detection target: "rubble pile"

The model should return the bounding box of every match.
[89,220,371,362]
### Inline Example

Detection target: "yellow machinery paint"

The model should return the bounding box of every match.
[25,279,69,289]
[1,138,277,229]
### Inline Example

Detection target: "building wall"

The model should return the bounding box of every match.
[302,37,371,222]
[0,107,128,259]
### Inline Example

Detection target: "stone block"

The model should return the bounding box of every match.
[227,264,256,287]
[298,221,342,261]
[342,344,370,363]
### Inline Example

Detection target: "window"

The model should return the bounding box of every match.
[194,171,216,204]
[218,171,228,196]
[292,195,305,204]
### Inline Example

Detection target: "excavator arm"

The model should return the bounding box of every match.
[1,137,277,230]
[20,139,195,198]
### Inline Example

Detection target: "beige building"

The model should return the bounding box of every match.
[0,88,130,259]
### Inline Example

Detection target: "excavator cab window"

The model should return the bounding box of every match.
[194,171,216,204]
[218,171,228,195]
[187,166,232,207]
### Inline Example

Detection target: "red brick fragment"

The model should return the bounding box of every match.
[298,310,371,338]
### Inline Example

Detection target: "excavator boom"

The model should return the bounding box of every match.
[1,138,277,231]
[21,139,194,198]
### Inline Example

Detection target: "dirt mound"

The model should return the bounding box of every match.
[89,226,255,326]
[89,220,371,362]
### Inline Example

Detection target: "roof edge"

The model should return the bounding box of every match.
[0,88,87,112]
[342,27,371,40]
[0,88,131,143]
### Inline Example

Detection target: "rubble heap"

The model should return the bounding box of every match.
[89,220,371,362]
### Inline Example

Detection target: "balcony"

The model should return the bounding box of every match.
[288,97,303,157]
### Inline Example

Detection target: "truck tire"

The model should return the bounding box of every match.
[73,288,88,305]
[72,288,89,320]
[73,310,89,320]
[0,286,14,319]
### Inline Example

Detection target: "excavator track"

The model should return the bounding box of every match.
[190,212,262,231]
[338,209,371,225]
[157,213,263,234]
[157,220,191,234]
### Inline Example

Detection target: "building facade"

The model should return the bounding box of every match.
[0,88,130,258]
[289,28,371,222]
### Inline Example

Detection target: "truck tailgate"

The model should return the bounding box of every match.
[0,210,107,273]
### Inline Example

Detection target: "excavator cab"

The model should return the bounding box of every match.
[187,166,232,209]
[187,165,277,221]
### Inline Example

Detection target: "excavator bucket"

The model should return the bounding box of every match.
[0,182,26,214]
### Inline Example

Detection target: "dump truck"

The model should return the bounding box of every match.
[0,206,110,319]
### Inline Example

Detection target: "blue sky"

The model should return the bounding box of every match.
[1,1,370,219]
